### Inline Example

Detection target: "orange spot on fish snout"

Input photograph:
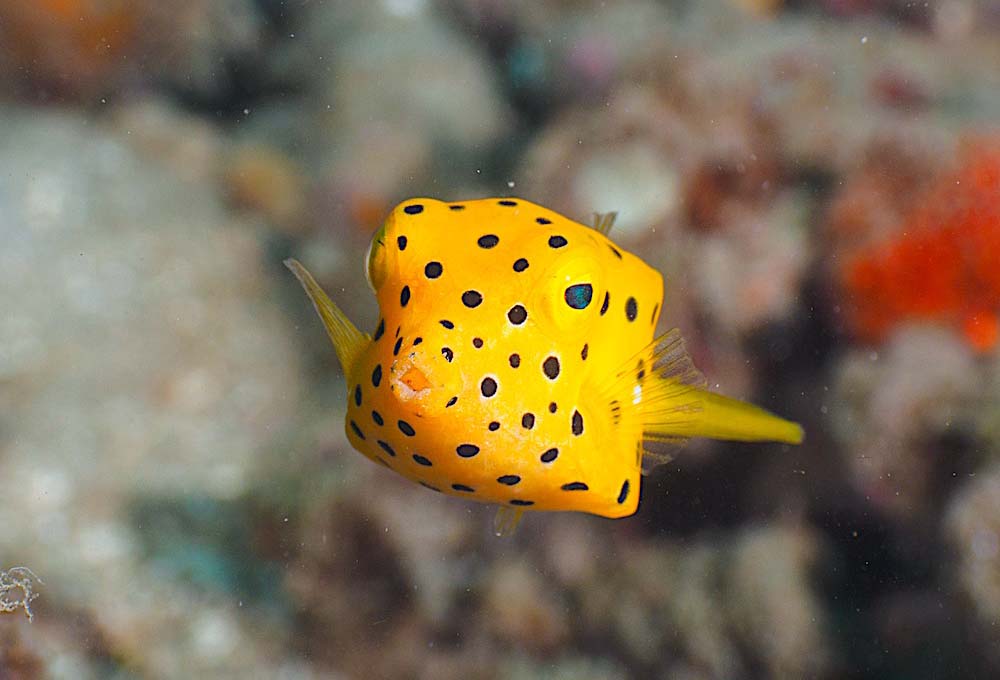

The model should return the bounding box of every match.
[400,366,431,392]
[387,340,460,416]
[390,359,431,401]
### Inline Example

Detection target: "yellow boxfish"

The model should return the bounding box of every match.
[286,197,803,534]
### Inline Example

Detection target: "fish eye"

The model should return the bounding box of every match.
[531,250,601,339]
[564,283,593,310]
[365,224,387,293]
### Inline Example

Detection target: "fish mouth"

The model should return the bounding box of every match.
[396,364,431,397]
[388,348,456,416]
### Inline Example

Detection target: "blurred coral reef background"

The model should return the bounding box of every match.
[0,0,998,678]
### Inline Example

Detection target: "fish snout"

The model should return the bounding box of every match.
[388,342,459,415]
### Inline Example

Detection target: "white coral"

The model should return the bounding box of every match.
[0,567,42,621]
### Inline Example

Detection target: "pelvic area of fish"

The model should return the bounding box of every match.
[287,197,803,520]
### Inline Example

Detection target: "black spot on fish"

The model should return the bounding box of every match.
[488,421,500,431]
[372,364,383,387]
[625,297,638,321]
[457,444,480,458]
[354,384,362,407]
[398,420,416,437]
[561,482,588,491]
[420,482,441,492]
[425,262,443,279]
[510,499,534,506]
[477,234,500,249]
[449,204,465,211]
[397,235,408,250]
[542,356,560,380]
[513,258,529,272]
[581,343,589,360]
[412,454,432,467]
[536,217,551,225]
[446,396,458,407]
[497,475,520,486]
[374,318,385,341]
[400,285,410,307]
[521,413,535,429]
[462,290,483,308]
[473,337,484,348]
[609,244,623,259]
[403,204,423,215]
[540,448,559,463]
[377,440,396,457]
[548,235,567,248]
[481,377,498,397]
[393,337,403,356]
[651,303,659,324]
[617,479,630,504]
[549,402,558,413]
[509,353,521,368]
[600,292,610,316]
[413,337,423,346]
[442,347,454,362]
[507,305,527,325]
[372,410,384,426]
[440,319,455,329]
[349,420,365,440]
[452,483,475,492]
[572,410,584,435]
[498,200,518,206]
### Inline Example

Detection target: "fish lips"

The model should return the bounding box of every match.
[387,346,461,417]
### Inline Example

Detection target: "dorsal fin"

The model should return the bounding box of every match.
[646,328,708,390]
[590,211,618,236]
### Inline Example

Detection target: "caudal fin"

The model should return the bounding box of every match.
[284,259,368,373]
[649,388,804,444]
[604,330,804,451]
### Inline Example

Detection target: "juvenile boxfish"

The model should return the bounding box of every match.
[287,197,803,534]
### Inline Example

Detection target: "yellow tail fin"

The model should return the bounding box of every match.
[608,329,804,447]
[647,388,804,444]
[284,259,369,373]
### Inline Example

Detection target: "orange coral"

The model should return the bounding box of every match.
[839,139,1000,352]
[0,0,137,100]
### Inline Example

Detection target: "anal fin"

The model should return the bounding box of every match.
[493,506,525,537]
[641,448,674,475]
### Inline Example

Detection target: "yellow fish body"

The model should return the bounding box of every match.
[287,197,802,529]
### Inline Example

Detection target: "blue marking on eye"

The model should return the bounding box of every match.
[564,283,593,310]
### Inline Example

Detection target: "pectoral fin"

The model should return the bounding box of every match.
[285,259,368,374]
